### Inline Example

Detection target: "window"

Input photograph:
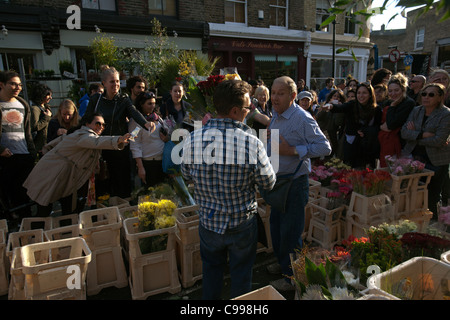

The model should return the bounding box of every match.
[82,0,116,11]
[0,52,35,78]
[269,0,287,27]
[254,54,297,87]
[415,27,425,50]
[344,13,356,34]
[148,0,176,16]
[316,0,334,32]
[225,0,246,24]
[310,58,357,91]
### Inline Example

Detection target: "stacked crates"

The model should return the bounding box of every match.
[123,216,181,299]
[79,207,128,296]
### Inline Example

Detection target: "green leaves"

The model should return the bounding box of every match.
[301,256,348,299]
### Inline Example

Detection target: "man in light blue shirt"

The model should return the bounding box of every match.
[268,76,331,291]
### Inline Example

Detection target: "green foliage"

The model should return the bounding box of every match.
[90,34,118,68]
[58,60,74,74]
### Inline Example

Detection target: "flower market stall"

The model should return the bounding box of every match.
[290,155,450,300]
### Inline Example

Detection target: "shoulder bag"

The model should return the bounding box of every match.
[260,160,303,213]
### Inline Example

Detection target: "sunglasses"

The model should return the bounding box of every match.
[95,121,106,128]
[421,92,437,97]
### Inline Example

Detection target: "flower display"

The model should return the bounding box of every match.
[438,206,450,228]
[400,232,450,261]
[385,155,426,175]
[345,168,391,196]
[310,157,351,187]
[97,194,110,206]
[185,73,242,120]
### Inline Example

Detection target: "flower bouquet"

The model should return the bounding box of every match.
[185,73,241,123]
[290,247,359,300]
[345,168,391,197]
[135,196,177,254]
[385,155,426,175]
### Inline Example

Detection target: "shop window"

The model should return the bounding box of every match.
[225,0,246,24]
[0,52,35,77]
[310,58,356,91]
[415,27,425,50]
[254,54,297,87]
[316,0,334,32]
[82,0,116,11]
[148,0,176,16]
[269,0,287,27]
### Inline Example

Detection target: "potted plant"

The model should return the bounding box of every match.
[59,59,74,78]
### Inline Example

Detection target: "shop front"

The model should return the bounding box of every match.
[208,36,306,88]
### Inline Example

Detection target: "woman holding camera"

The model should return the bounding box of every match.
[129,91,169,187]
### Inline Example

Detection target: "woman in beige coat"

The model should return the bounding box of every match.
[23,113,131,215]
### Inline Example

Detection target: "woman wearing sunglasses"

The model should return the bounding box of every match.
[401,83,450,220]
[23,113,131,216]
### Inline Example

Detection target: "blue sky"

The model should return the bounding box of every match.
[369,0,408,30]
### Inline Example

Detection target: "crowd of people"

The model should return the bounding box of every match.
[1,64,450,298]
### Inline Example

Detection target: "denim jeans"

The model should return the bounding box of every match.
[199,214,257,300]
[270,174,309,279]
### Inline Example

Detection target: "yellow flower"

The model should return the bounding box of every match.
[155,215,176,229]
[224,73,241,81]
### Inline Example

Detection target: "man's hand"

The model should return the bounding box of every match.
[279,135,297,156]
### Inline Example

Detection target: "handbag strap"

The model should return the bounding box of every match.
[277,160,304,179]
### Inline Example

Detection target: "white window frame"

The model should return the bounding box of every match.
[148,0,166,11]
[269,0,288,29]
[315,0,335,32]
[415,27,425,50]
[225,0,247,25]
[82,0,116,11]
[344,13,356,35]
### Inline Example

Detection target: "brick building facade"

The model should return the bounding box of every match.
[0,0,372,100]
[371,2,450,77]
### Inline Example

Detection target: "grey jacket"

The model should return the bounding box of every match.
[401,104,450,166]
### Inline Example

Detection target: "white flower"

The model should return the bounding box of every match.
[330,287,355,300]
[301,284,326,300]
[342,270,359,287]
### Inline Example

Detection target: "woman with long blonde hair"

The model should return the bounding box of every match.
[47,99,79,142]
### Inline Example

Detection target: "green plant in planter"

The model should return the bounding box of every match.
[44,69,55,78]
[59,60,74,76]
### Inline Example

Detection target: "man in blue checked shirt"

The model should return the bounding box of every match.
[267,76,331,291]
[181,80,276,300]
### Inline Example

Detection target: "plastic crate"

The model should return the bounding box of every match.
[232,285,286,300]
[9,247,25,300]
[306,217,341,250]
[0,229,7,296]
[389,191,410,220]
[123,217,177,260]
[79,207,122,251]
[377,168,414,194]
[45,225,80,242]
[128,249,181,299]
[409,189,428,213]
[441,250,450,265]
[52,214,79,228]
[174,205,200,246]
[409,169,434,192]
[367,257,450,300]
[308,179,321,200]
[347,192,393,224]
[19,237,91,300]
[6,229,46,264]
[19,217,52,232]
[175,234,202,288]
[86,246,128,296]
[344,215,385,239]
[97,196,130,209]
[309,197,345,225]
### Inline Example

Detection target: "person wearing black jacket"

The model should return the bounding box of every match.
[323,82,381,168]
[160,81,192,127]
[82,66,155,198]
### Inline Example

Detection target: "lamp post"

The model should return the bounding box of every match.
[332,19,336,78]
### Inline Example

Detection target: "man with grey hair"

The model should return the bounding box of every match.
[266,76,331,291]
[407,74,426,104]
